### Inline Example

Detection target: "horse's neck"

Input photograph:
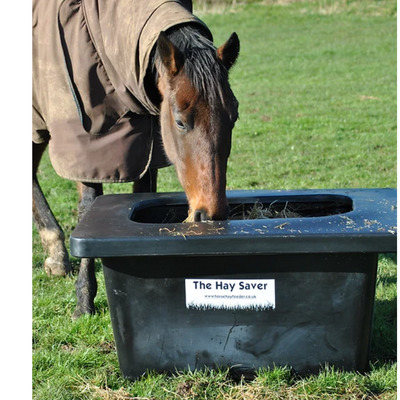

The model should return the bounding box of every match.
[97,0,208,115]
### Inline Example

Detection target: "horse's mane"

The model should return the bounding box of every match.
[149,24,232,108]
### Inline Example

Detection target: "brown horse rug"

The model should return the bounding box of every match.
[32,0,211,182]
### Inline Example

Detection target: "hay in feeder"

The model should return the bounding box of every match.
[243,201,302,220]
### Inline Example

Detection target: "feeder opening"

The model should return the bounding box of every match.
[130,194,353,224]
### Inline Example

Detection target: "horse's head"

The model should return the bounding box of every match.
[155,28,240,222]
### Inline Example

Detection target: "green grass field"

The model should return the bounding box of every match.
[32,1,396,398]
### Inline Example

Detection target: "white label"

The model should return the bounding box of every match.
[185,279,275,311]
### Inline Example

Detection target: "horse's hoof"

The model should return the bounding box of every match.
[71,304,95,320]
[44,257,71,276]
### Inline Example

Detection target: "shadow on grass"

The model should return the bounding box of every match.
[370,297,397,362]
[370,254,397,362]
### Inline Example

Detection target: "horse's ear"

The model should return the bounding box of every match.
[217,32,240,71]
[157,31,184,76]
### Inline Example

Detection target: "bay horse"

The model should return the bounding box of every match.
[33,0,239,318]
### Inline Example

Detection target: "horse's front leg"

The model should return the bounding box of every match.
[72,182,103,319]
[33,142,71,276]
[72,169,157,319]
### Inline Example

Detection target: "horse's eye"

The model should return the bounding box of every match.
[175,119,187,131]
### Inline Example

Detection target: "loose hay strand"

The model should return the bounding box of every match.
[234,201,302,220]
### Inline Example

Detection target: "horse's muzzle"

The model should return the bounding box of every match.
[193,205,229,222]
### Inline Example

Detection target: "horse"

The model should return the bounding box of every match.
[32,0,239,318]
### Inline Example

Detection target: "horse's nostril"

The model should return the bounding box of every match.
[193,210,201,222]
[194,210,210,222]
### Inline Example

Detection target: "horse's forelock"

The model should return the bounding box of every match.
[160,25,233,108]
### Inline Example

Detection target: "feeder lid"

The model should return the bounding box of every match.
[70,188,397,257]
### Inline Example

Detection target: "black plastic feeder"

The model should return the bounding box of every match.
[70,188,397,379]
